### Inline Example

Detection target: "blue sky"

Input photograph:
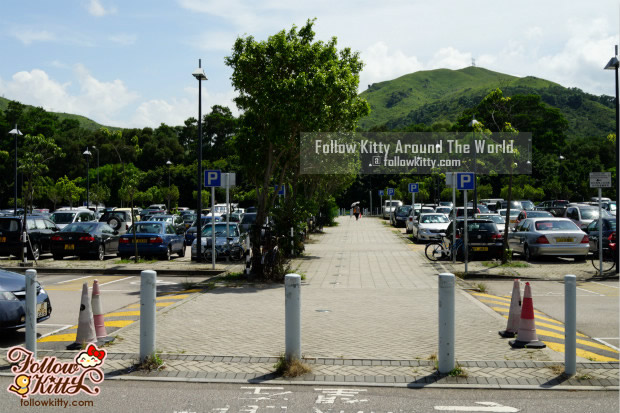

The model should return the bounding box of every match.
[0,0,619,128]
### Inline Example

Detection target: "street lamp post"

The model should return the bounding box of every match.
[8,126,22,216]
[604,46,620,273]
[193,60,208,262]
[92,145,99,188]
[468,116,480,212]
[166,160,172,212]
[83,148,92,209]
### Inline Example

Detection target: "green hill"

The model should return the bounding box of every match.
[359,66,616,139]
[0,96,109,131]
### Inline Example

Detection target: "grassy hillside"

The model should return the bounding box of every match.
[0,96,108,131]
[359,67,615,139]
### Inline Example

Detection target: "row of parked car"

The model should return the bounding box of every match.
[383,198,617,262]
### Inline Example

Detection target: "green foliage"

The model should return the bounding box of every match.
[56,176,85,207]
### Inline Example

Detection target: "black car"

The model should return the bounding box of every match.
[51,222,120,260]
[445,218,504,260]
[0,269,52,330]
[0,215,59,260]
[391,206,412,227]
[585,218,617,253]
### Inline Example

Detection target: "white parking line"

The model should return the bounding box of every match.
[591,281,619,289]
[98,276,135,286]
[36,324,74,339]
[55,275,93,284]
[593,338,620,351]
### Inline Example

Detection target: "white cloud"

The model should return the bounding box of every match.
[108,34,136,46]
[10,29,56,45]
[428,47,472,70]
[87,0,117,17]
[360,42,423,89]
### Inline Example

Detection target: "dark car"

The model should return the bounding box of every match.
[0,269,52,330]
[185,215,222,245]
[239,212,257,234]
[51,222,120,261]
[585,218,617,253]
[118,221,185,260]
[150,214,186,234]
[0,215,59,260]
[391,205,412,227]
[182,213,197,230]
[445,218,504,260]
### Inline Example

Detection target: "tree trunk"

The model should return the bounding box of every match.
[502,172,513,264]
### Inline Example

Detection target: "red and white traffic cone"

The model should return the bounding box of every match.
[499,279,521,338]
[67,282,97,350]
[92,280,114,344]
[509,282,546,349]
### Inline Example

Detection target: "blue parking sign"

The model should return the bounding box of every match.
[456,172,475,190]
[387,188,395,196]
[274,184,285,196]
[408,183,419,193]
[204,170,221,187]
[378,190,384,196]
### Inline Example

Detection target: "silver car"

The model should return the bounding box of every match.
[409,213,450,242]
[508,217,589,261]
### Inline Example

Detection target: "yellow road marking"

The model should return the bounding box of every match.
[480,299,514,307]
[537,330,619,353]
[157,294,189,300]
[490,306,548,318]
[38,333,76,343]
[543,341,619,362]
[161,289,202,295]
[492,307,564,325]
[105,311,140,317]
[472,292,510,302]
[103,320,134,328]
[126,302,173,309]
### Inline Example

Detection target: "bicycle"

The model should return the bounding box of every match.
[591,247,616,273]
[425,235,463,261]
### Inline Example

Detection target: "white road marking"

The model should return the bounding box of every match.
[99,276,135,286]
[55,275,93,284]
[593,338,620,351]
[35,324,73,339]
[434,401,519,412]
[591,281,619,289]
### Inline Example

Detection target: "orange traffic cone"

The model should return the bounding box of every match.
[509,282,546,349]
[67,282,97,350]
[91,280,114,344]
[499,279,521,338]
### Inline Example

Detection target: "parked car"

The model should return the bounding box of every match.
[435,206,452,217]
[391,205,413,227]
[383,200,403,219]
[564,205,604,230]
[239,212,257,234]
[445,218,504,260]
[118,222,185,260]
[99,210,134,235]
[0,215,59,259]
[536,200,570,217]
[498,209,521,227]
[0,269,52,330]
[508,218,589,261]
[475,213,505,227]
[182,213,197,230]
[519,200,536,211]
[409,213,450,242]
[468,204,490,213]
[584,218,617,253]
[495,200,524,212]
[185,214,222,245]
[51,222,120,260]
[439,201,454,207]
[150,214,186,234]
[49,209,96,230]
[480,198,504,212]
[455,207,480,218]
[191,222,247,261]
[514,210,553,229]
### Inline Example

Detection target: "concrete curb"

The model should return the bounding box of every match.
[0,266,226,276]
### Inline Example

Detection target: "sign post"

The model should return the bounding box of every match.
[446,173,456,264]
[387,188,395,219]
[204,170,221,269]
[590,172,611,277]
[223,173,236,257]
[378,190,384,216]
[408,183,419,210]
[457,173,475,274]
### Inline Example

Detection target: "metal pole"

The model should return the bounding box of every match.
[14,126,18,216]
[452,185,456,264]
[168,166,171,212]
[212,186,216,269]
[25,269,37,359]
[369,190,372,216]
[438,272,455,373]
[226,174,230,255]
[464,190,468,275]
[86,151,90,209]
[285,273,301,361]
[389,193,392,220]
[598,188,603,277]
[197,59,203,263]
[290,227,294,257]
[615,64,619,273]
[564,274,577,375]
[139,270,157,362]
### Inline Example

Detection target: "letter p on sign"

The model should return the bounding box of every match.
[204,170,221,187]
[456,172,475,190]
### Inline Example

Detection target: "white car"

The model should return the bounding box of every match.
[498,209,521,227]
[409,213,450,242]
[383,200,403,219]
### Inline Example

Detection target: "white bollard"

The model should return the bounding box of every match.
[438,273,455,373]
[564,274,577,376]
[285,274,301,361]
[140,270,157,362]
[25,269,37,358]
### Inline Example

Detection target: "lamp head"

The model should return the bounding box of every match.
[192,68,207,80]
[468,115,480,127]
[83,148,92,157]
[8,128,23,136]
[166,160,172,166]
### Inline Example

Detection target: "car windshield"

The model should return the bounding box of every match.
[499,210,520,217]
[580,209,599,220]
[420,215,449,224]
[133,223,163,234]
[535,220,579,231]
[478,215,504,224]
[241,214,257,224]
[0,219,20,232]
[387,202,400,206]
[528,211,552,218]
[396,206,412,216]
[51,212,76,224]
[63,223,98,232]
[152,216,172,222]
[521,201,535,210]
[201,224,239,237]
[436,208,451,214]
[467,222,497,232]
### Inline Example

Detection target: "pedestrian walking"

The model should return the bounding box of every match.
[354,205,360,221]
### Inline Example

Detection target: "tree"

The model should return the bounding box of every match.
[90,183,111,206]
[225,19,370,279]
[56,175,85,208]
[119,166,145,262]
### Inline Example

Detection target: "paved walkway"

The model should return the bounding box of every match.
[1,216,617,389]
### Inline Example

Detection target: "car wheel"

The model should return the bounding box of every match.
[162,246,171,261]
[524,245,533,262]
[96,244,105,261]
[28,243,40,260]
[178,243,185,257]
